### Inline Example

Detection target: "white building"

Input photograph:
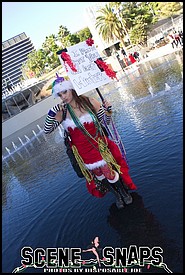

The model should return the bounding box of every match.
[2,32,35,95]
[84,3,120,56]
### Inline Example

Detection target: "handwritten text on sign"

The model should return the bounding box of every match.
[58,41,112,95]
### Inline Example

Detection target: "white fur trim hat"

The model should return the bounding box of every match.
[52,78,74,98]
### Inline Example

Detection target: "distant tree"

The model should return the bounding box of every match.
[57,25,70,48]
[22,25,92,76]
[61,34,80,47]
[108,2,155,46]
[42,35,61,69]
[42,34,56,48]
[76,27,92,42]
[95,2,157,47]
[68,34,81,45]
[155,2,182,19]
[127,2,155,46]
[143,2,158,24]
[25,50,45,77]
[129,15,148,46]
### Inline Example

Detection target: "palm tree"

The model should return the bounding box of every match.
[95,3,127,47]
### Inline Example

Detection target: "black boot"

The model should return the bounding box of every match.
[94,177,109,195]
[102,179,125,209]
[114,179,133,205]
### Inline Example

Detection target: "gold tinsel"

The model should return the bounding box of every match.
[71,145,93,183]
[98,138,122,174]
[71,138,122,183]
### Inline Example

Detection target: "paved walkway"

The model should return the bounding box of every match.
[112,42,183,79]
[106,42,183,76]
[138,43,183,64]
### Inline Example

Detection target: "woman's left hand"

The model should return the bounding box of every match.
[103,99,112,112]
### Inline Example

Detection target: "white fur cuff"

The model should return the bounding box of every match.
[107,171,119,183]
[96,174,106,180]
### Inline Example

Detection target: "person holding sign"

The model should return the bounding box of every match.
[44,77,137,209]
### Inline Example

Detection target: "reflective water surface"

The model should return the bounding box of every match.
[2,50,183,273]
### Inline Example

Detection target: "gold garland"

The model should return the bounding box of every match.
[98,138,122,174]
[71,138,122,184]
[71,145,93,183]
[68,104,122,182]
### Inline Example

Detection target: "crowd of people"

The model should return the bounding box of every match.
[113,48,141,68]
[168,30,183,49]
[112,28,183,69]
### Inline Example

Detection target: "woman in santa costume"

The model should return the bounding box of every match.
[44,77,137,209]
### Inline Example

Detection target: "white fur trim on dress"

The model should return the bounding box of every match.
[62,113,93,130]
[52,80,74,98]
[96,174,106,180]
[85,159,107,170]
[107,171,119,183]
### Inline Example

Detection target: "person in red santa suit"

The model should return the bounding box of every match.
[128,53,137,64]
[44,77,137,209]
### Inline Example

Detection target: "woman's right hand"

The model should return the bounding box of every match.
[55,109,63,122]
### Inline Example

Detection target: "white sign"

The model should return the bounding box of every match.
[57,41,113,96]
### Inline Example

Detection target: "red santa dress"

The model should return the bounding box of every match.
[62,113,137,197]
